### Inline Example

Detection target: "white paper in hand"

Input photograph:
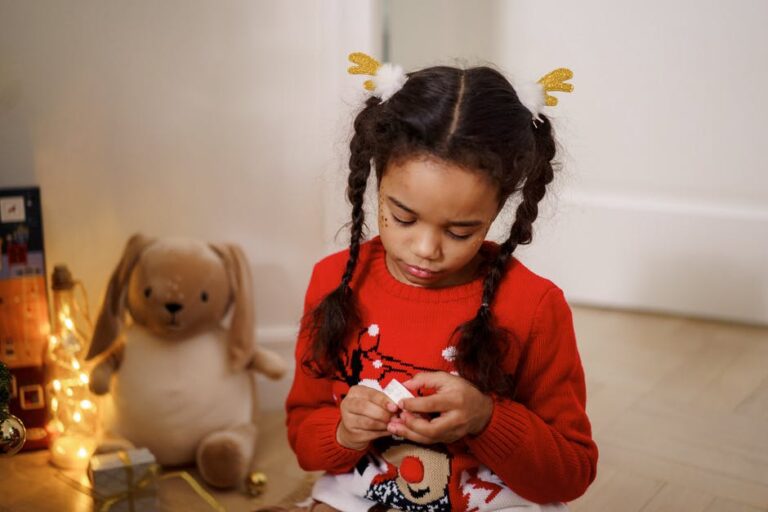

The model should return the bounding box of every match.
[383,379,414,405]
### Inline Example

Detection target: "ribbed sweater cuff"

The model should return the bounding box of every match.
[309,407,366,473]
[465,399,530,462]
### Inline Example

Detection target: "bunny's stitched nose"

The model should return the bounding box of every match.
[165,302,183,314]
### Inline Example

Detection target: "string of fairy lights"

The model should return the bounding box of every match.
[47,266,99,468]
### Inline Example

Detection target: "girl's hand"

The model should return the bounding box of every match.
[337,385,397,450]
[387,371,494,445]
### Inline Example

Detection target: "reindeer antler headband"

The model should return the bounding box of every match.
[347,52,573,125]
[347,52,407,102]
[512,68,574,125]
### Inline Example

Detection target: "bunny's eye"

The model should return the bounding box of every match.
[201,291,209,302]
[144,287,152,298]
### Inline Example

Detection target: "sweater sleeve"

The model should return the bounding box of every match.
[285,263,366,474]
[464,287,598,504]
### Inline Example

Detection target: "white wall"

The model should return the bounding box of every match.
[496,0,768,325]
[387,0,768,325]
[386,0,499,70]
[0,0,378,409]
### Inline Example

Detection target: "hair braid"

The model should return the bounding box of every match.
[509,118,555,247]
[304,99,380,377]
[453,115,557,398]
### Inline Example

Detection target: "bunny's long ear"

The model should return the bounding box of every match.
[212,243,255,370]
[86,234,154,360]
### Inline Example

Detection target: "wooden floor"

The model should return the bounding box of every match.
[568,306,768,512]
[2,305,767,511]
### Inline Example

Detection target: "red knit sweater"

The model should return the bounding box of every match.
[286,237,598,510]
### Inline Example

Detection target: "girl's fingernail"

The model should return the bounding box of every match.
[397,400,404,409]
[387,403,398,412]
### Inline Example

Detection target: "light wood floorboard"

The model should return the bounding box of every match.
[571,307,768,511]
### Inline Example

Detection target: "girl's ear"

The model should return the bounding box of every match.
[211,243,255,370]
[86,234,154,360]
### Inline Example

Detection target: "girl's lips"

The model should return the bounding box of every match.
[404,264,439,279]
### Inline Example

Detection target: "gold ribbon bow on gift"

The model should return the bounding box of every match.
[94,450,226,512]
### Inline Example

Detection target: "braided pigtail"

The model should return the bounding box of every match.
[304,98,381,377]
[453,115,557,398]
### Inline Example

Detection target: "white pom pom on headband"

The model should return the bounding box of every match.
[347,52,574,125]
[511,68,575,125]
[347,52,407,102]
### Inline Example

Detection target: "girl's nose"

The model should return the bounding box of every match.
[412,231,442,261]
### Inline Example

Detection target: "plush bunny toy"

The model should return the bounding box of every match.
[86,234,286,489]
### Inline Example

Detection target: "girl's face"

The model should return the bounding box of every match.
[378,155,500,288]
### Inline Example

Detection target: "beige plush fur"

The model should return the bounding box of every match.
[86,234,286,489]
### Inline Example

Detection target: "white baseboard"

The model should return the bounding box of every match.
[515,192,768,326]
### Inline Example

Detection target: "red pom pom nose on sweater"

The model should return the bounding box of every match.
[400,456,425,484]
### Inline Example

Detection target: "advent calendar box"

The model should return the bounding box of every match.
[0,187,52,450]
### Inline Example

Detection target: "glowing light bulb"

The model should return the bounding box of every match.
[73,411,82,423]
[72,359,81,371]
[80,400,92,410]
[51,397,59,411]
[53,380,62,392]
[64,317,75,330]
[79,373,89,384]
[50,436,96,469]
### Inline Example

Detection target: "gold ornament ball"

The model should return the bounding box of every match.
[0,414,26,456]
[247,471,267,496]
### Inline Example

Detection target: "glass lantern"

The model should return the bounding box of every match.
[46,265,100,469]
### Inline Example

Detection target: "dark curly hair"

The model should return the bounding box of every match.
[305,65,558,399]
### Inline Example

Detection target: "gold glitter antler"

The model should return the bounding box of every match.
[348,52,381,91]
[537,68,574,107]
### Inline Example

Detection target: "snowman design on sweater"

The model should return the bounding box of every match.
[311,324,543,512]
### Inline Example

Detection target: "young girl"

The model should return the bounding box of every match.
[279,54,597,512]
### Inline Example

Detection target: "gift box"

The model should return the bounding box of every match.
[88,447,158,512]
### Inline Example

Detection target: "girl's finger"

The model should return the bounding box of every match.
[402,371,451,392]
[398,410,443,439]
[399,394,451,414]
[346,412,389,432]
[387,421,435,445]
[351,385,398,411]
[344,397,394,423]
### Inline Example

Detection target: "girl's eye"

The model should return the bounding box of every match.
[447,231,473,241]
[392,215,415,226]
